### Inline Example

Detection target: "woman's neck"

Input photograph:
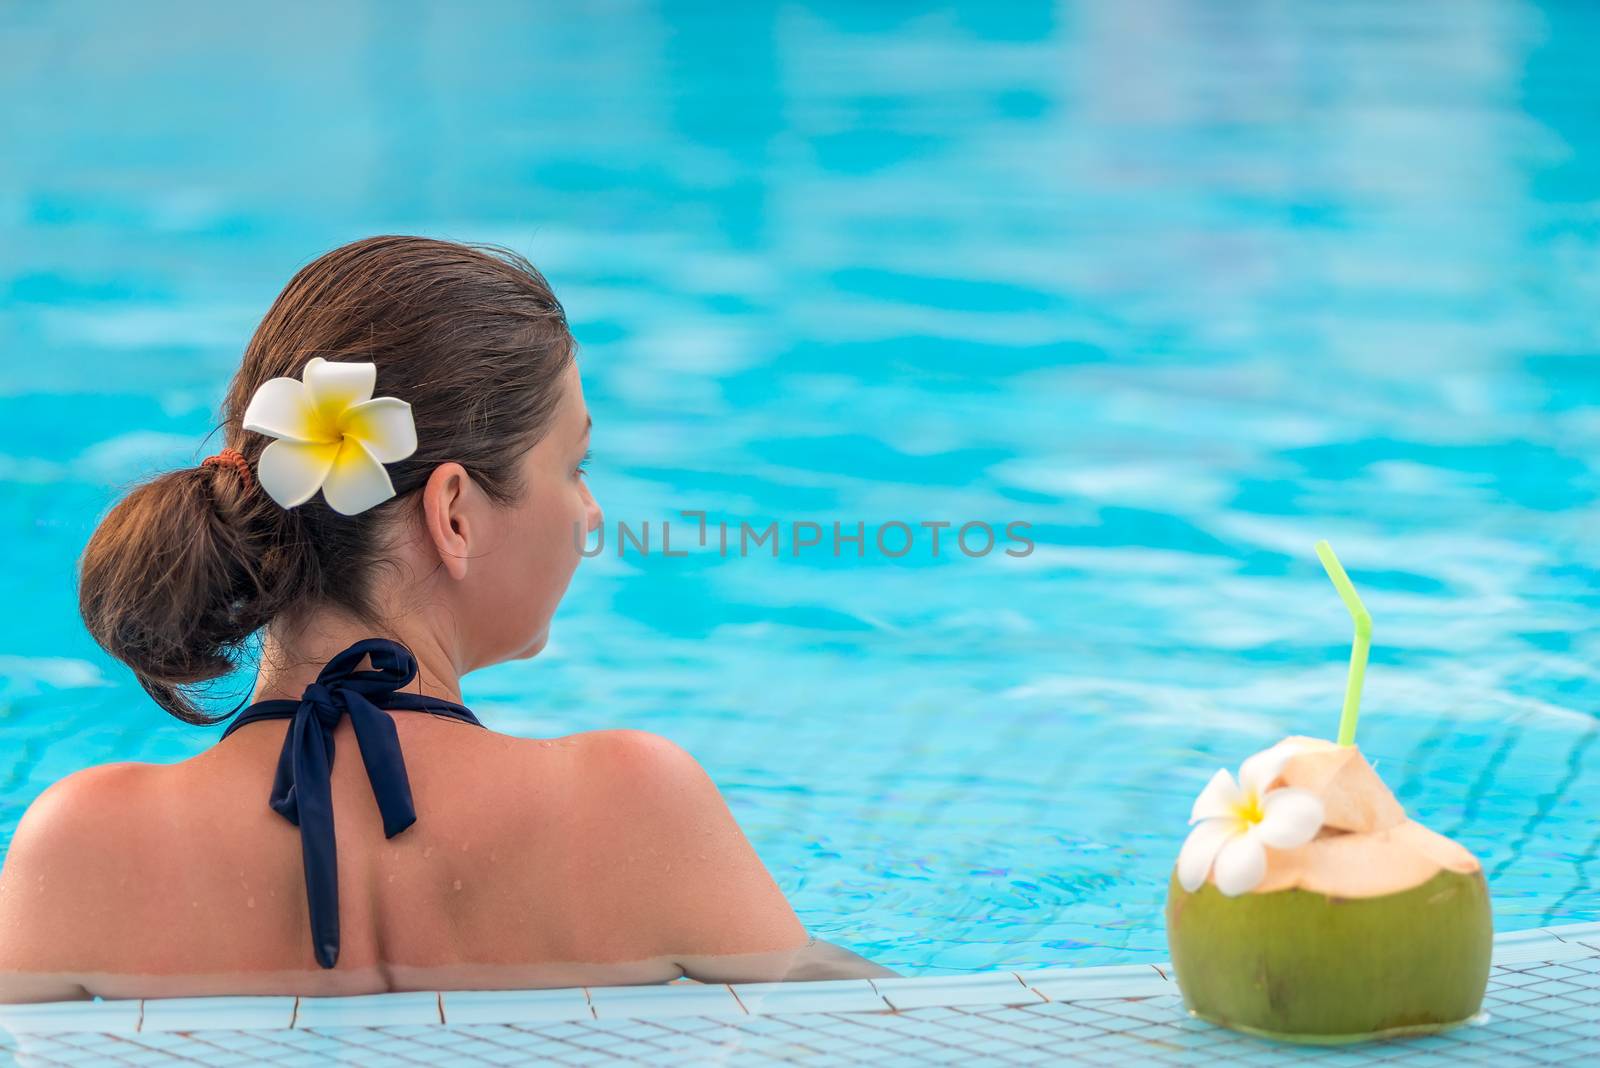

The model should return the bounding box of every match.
[249,613,465,706]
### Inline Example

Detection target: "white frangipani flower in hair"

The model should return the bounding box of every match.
[1177,740,1325,897]
[241,357,418,516]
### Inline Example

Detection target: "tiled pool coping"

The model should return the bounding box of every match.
[2,922,1596,1063]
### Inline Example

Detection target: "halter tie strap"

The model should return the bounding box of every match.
[221,637,483,969]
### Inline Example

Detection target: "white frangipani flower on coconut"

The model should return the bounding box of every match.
[241,357,417,516]
[1177,740,1325,896]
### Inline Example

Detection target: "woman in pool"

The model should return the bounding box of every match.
[0,236,895,1002]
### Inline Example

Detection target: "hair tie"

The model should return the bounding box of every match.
[201,447,255,489]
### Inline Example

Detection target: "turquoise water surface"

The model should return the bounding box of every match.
[1,1,1597,975]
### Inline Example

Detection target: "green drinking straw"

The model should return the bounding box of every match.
[1315,539,1371,747]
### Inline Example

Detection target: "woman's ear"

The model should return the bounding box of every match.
[420,462,473,581]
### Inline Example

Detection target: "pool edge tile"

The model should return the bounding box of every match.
[586,981,746,1020]
[870,971,1044,1011]
[1492,933,1596,966]
[731,978,891,1016]
[1545,921,1600,944]
[0,999,142,1034]
[137,995,297,1032]
[291,990,443,1029]
[1016,963,1172,1002]
[441,986,594,1025]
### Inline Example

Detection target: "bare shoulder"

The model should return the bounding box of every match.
[499,727,714,798]
[2,762,158,874]
[563,729,752,837]
[525,728,808,959]
[0,762,159,997]
[572,728,715,791]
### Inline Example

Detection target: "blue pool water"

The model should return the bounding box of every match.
[1,1,1597,976]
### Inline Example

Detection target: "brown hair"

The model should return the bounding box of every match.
[78,236,575,724]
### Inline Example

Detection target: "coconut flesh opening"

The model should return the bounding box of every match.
[1247,736,1480,898]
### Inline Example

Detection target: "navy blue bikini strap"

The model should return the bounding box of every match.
[221,637,483,969]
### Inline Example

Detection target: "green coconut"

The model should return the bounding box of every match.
[1165,739,1492,1044]
[1167,867,1491,1043]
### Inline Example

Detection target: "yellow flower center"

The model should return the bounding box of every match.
[301,400,348,443]
[1231,791,1264,828]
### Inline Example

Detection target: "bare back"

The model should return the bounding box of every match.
[0,719,882,1001]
